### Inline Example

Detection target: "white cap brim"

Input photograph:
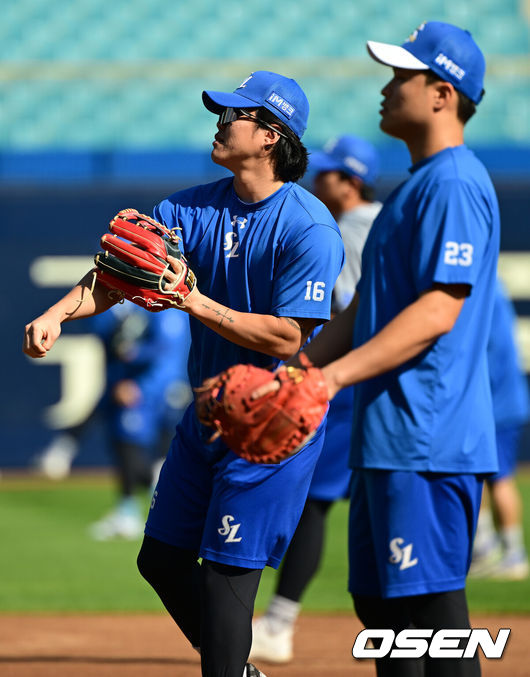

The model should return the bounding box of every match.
[366,40,429,70]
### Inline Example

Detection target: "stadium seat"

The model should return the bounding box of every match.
[1,0,529,149]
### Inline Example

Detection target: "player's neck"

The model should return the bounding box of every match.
[232,167,284,204]
[405,122,464,165]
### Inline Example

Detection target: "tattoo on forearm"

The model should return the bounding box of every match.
[284,317,301,331]
[284,317,317,341]
[201,303,235,328]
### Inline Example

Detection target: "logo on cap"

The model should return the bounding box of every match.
[267,92,296,119]
[434,53,466,80]
[407,21,426,43]
[237,75,253,90]
[344,156,369,177]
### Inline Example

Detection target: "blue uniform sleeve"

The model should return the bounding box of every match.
[153,197,194,256]
[153,200,168,226]
[153,180,231,259]
[272,224,344,320]
[153,199,189,250]
[411,179,493,292]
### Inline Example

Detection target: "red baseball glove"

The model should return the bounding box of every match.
[94,208,197,311]
[195,355,329,463]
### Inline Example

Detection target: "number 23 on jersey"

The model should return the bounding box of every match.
[444,241,473,267]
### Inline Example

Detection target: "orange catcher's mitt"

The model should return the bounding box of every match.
[195,355,329,463]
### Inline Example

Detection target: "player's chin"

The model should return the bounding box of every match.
[211,148,229,168]
[379,116,400,139]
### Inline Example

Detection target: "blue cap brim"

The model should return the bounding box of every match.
[202,90,261,114]
[309,151,348,174]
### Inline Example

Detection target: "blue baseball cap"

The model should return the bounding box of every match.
[203,70,310,138]
[367,21,485,104]
[310,135,379,186]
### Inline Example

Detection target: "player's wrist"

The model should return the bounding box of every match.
[42,305,67,325]
[179,287,203,314]
[321,365,342,400]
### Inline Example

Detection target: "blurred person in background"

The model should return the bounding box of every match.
[35,304,192,540]
[470,278,530,579]
[251,134,382,664]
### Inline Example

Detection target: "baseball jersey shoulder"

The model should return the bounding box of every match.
[414,145,498,210]
[159,176,233,208]
[153,177,234,251]
[280,183,341,233]
[270,183,344,319]
[408,146,500,291]
[156,176,233,212]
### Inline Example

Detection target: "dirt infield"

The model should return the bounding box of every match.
[0,613,527,676]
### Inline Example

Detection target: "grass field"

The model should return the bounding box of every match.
[1,470,530,614]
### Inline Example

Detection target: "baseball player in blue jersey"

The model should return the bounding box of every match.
[470,278,530,579]
[251,135,381,664]
[23,71,344,677]
[262,22,499,677]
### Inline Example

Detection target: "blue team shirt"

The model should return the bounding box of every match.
[350,145,500,473]
[488,279,530,429]
[155,177,344,389]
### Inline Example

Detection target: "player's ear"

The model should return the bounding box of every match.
[432,80,457,113]
[262,126,282,153]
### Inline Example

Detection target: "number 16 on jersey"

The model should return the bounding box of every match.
[305,280,325,302]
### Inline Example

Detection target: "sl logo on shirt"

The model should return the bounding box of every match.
[218,515,243,543]
[389,537,418,570]
[224,216,247,258]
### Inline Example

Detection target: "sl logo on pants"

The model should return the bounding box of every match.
[218,515,243,543]
[389,537,418,570]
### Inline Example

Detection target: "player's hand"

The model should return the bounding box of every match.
[163,255,185,286]
[321,365,341,400]
[23,312,62,358]
[251,368,283,400]
[252,360,340,401]
[163,255,199,310]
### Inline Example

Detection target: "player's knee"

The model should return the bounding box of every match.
[201,560,262,613]
[137,535,196,588]
[136,536,182,588]
[137,536,157,584]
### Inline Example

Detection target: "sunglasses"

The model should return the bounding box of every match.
[218,107,288,138]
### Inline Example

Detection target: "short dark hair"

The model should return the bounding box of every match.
[337,171,376,202]
[425,70,482,124]
[255,108,309,183]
